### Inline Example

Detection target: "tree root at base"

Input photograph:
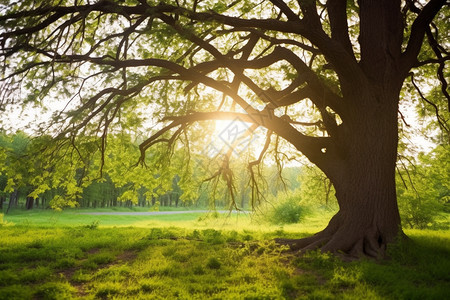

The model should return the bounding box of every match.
[274,227,404,260]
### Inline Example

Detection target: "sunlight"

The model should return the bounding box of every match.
[212,118,260,157]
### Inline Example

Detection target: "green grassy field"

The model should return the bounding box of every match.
[1,209,449,299]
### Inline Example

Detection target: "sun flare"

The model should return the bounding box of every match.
[210,119,264,158]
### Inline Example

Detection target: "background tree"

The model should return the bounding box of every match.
[0,132,32,211]
[0,0,448,257]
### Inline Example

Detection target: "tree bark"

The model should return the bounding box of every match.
[6,190,18,214]
[26,197,34,210]
[278,86,404,258]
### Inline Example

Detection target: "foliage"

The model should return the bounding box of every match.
[397,145,449,229]
[0,131,190,209]
[264,192,310,225]
[0,129,304,211]
[297,164,337,208]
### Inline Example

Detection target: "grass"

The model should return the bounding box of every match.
[2,208,209,227]
[1,207,332,234]
[0,208,449,299]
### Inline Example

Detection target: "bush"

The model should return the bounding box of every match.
[266,195,309,225]
[398,195,441,229]
[202,229,225,244]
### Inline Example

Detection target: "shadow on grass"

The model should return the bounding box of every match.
[283,230,450,299]
[0,225,448,299]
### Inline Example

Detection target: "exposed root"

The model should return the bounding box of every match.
[274,234,328,251]
[274,207,406,260]
[275,225,403,260]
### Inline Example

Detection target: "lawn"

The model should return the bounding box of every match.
[0,209,449,299]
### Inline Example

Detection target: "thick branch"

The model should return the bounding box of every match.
[401,0,447,74]
[326,0,354,58]
[139,110,331,171]
[55,48,342,118]
[269,0,300,21]
[359,0,403,81]
[414,56,450,67]
[424,28,450,110]
[276,47,344,114]
[218,28,320,55]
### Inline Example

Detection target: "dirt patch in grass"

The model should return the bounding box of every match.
[57,268,87,298]
[85,248,100,255]
[116,250,137,263]
[59,249,138,298]
[72,281,88,298]
[59,268,76,279]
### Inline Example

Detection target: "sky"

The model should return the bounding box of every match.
[2,94,435,157]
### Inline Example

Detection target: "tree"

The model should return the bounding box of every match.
[0,0,448,257]
[0,131,31,211]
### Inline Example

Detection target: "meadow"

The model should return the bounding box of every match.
[0,208,449,299]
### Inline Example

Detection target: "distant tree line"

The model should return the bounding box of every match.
[0,131,301,211]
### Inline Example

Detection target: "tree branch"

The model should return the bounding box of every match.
[424,28,450,110]
[326,0,354,58]
[401,0,447,73]
[218,27,320,55]
[269,0,300,21]
[410,72,448,132]
[276,47,344,114]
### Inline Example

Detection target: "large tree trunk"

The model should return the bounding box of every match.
[279,88,404,258]
[276,0,411,254]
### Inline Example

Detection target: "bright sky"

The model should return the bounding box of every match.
[2,98,435,159]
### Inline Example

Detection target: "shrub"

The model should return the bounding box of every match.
[71,270,91,283]
[398,197,438,229]
[396,177,443,229]
[147,227,177,240]
[266,195,309,225]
